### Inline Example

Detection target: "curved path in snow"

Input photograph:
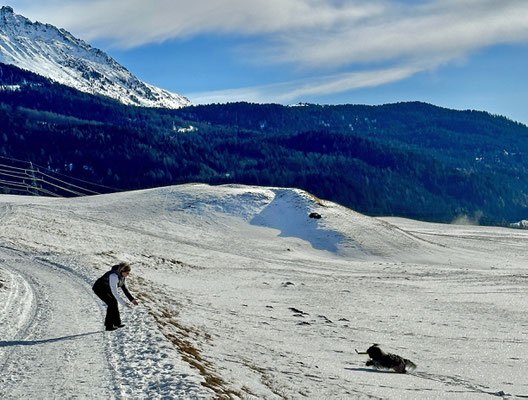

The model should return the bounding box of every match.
[0,243,213,399]
[0,246,116,399]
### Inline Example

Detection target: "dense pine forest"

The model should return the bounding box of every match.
[2,62,528,225]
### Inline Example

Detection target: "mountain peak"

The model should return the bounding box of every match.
[0,8,191,109]
[0,6,16,23]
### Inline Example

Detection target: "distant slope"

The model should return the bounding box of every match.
[0,6,190,108]
[2,62,528,225]
[0,183,434,264]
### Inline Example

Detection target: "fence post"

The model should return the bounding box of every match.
[28,161,39,195]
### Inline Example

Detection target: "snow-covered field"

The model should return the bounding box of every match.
[0,184,526,399]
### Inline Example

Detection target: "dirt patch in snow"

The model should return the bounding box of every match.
[131,277,243,399]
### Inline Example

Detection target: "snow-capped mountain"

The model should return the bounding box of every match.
[0,6,191,108]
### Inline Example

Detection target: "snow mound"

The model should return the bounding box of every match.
[509,219,528,229]
[55,183,433,259]
[248,187,430,257]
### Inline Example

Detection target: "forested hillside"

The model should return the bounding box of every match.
[2,62,528,225]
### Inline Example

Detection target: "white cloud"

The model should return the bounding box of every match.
[16,0,528,61]
[10,0,528,102]
[13,0,383,47]
[263,0,528,69]
[187,62,428,104]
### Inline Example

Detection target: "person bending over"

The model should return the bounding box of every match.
[93,262,138,331]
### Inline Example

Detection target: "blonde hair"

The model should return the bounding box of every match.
[115,262,131,274]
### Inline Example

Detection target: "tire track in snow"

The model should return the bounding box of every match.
[411,371,512,397]
[0,246,116,400]
[0,262,35,336]
[0,203,12,220]
[0,262,37,380]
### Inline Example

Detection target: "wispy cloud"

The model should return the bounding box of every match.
[263,0,528,68]
[188,62,427,104]
[11,0,528,103]
[15,0,383,48]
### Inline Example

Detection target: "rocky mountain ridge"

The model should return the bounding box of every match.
[0,6,190,108]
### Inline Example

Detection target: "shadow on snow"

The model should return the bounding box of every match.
[345,367,401,374]
[250,190,345,252]
[0,331,102,347]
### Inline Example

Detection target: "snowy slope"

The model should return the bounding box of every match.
[0,6,190,109]
[1,184,527,399]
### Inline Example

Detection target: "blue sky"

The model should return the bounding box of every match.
[9,0,528,124]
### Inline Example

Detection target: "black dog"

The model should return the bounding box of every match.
[358,344,416,373]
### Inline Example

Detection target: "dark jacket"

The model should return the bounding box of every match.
[93,266,135,302]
